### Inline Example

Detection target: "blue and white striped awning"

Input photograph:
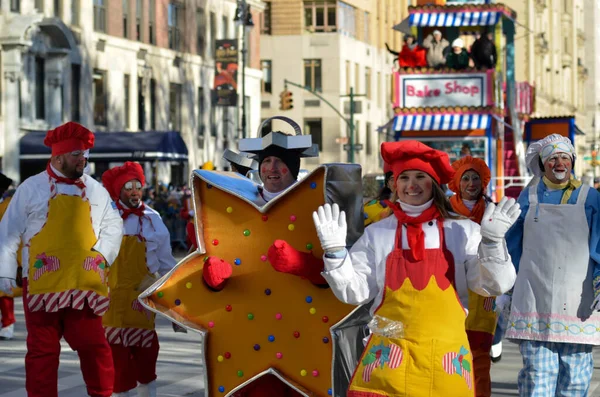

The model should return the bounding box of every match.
[393,114,492,132]
[409,11,501,27]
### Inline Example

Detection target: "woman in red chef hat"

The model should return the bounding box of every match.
[312,141,520,396]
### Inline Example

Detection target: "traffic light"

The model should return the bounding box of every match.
[279,90,293,111]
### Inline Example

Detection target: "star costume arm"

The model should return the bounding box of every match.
[0,183,29,279]
[92,183,123,265]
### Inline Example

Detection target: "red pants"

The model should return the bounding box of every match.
[110,332,160,393]
[22,279,114,397]
[0,296,15,327]
[467,330,493,397]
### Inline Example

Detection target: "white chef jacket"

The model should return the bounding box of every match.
[322,208,516,316]
[120,201,177,276]
[0,167,123,279]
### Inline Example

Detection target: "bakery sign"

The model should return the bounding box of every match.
[397,73,490,109]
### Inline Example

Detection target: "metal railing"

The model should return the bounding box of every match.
[492,176,534,190]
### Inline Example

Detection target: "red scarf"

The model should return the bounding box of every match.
[386,200,441,261]
[46,162,86,190]
[117,201,146,220]
[449,195,485,224]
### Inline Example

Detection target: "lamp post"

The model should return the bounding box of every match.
[234,0,254,139]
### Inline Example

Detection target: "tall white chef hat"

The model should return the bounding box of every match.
[525,134,575,177]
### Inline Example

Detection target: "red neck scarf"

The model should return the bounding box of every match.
[449,195,485,224]
[386,200,441,261]
[46,162,86,190]
[117,201,146,220]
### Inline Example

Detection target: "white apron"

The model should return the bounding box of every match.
[506,182,600,345]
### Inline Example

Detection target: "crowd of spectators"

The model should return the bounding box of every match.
[386,28,497,71]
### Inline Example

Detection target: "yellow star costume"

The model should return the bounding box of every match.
[140,165,367,396]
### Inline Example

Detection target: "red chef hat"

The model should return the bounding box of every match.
[383,161,392,174]
[101,162,146,200]
[44,122,95,156]
[381,140,455,185]
[448,156,491,194]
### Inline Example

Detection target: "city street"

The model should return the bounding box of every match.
[2,295,600,397]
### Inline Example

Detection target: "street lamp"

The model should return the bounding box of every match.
[234,0,254,139]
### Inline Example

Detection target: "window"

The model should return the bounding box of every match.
[261,1,272,35]
[71,64,81,122]
[34,0,42,11]
[222,15,228,39]
[54,0,62,17]
[10,0,20,12]
[210,106,216,137]
[363,11,369,44]
[304,119,323,151]
[72,0,80,26]
[150,79,156,129]
[168,2,182,51]
[366,122,372,155]
[209,12,217,58]
[136,0,142,41]
[304,59,322,92]
[35,57,45,120]
[198,87,205,138]
[93,69,107,126]
[345,60,351,93]
[338,2,356,38]
[261,60,272,94]
[149,0,156,44]
[355,63,359,94]
[124,74,130,129]
[94,0,106,32]
[304,0,336,32]
[365,67,371,99]
[376,72,382,107]
[169,83,182,131]
[196,8,206,55]
[123,0,129,38]
[138,77,145,130]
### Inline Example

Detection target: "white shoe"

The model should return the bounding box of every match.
[112,392,131,397]
[0,323,14,340]
[137,380,157,397]
[490,341,502,363]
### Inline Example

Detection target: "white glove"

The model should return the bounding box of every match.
[0,278,16,295]
[312,203,347,253]
[480,197,521,243]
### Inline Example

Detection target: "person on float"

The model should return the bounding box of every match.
[448,156,497,397]
[505,133,600,396]
[0,121,123,397]
[202,123,320,397]
[312,140,519,397]
[101,162,176,397]
[0,172,17,340]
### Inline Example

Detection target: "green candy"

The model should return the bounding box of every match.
[157,291,164,298]
[33,260,44,269]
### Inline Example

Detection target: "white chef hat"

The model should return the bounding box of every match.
[525,134,575,177]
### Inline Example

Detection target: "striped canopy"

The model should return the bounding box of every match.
[409,11,501,27]
[393,114,492,132]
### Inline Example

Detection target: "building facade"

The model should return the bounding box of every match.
[504,0,589,174]
[0,0,264,184]
[259,0,411,175]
